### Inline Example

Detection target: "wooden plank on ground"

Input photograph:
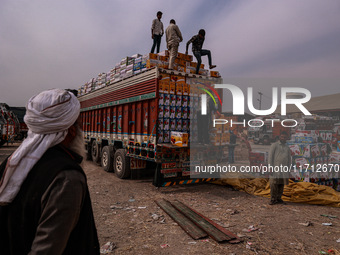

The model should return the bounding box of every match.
[185,202,242,244]
[171,200,232,243]
[155,199,208,240]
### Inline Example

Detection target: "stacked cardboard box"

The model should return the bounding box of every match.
[158,75,191,144]
[291,130,333,145]
[78,50,221,95]
[209,114,231,146]
[287,130,339,190]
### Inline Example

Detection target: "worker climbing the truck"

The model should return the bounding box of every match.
[185,29,216,74]
[165,19,183,70]
[151,11,164,54]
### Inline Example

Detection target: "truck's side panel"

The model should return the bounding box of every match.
[117,105,123,141]
[136,101,142,144]
[106,107,111,139]
[78,68,223,185]
[112,106,117,140]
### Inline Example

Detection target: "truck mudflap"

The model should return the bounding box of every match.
[154,175,216,187]
[152,143,217,187]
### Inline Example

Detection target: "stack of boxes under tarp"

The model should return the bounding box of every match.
[288,130,339,191]
[78,51,221,96]
[212,116,249,161]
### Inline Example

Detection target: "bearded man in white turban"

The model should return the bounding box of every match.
[0,89,99,255]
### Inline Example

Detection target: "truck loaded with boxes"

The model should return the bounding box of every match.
[77,51,223,187]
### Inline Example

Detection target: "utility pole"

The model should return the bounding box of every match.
[258,92,263,110]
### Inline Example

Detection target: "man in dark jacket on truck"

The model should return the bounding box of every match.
[185,29,216,74]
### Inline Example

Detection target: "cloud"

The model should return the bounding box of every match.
[0,0,339,106]
[207,0,340,77]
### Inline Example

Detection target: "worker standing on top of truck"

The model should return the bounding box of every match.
[151,11,164,54]
[185,29,216,74]
[165,19,183,70]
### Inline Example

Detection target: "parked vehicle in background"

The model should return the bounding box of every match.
[0,115,5,146]
[248,118,292,145]
[0,103,16,146]
[10,106,28,140]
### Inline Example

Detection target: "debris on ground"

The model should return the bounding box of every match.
[200,239,210,243]
[149,212,165,223]
[243,225,259,232]
[298,221,313,227]
[100,242,116,254]
[246,241,252,249]
[321,214,338,219]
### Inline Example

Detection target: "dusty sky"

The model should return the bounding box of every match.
[1,0,340,110]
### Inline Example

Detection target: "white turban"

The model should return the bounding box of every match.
[0,89,80,204]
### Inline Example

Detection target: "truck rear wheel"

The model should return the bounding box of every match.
[114,149,131,179]
[101,146,113,172]
[91,140,100,164]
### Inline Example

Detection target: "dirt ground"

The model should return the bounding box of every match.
[84,160,340,255]
[1,144,339,254]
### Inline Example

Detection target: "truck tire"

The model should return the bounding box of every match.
[101,146,113,172]
[91,140,100,164]
[114,149,131,179]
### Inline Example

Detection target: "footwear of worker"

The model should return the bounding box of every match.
[209,65,216,69]
[269,200,278,205]
[277,199,287,205]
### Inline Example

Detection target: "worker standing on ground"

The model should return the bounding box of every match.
[228,130,237,163]
[268,131,291,205]
[0,89,99,254]
[185,29,216,74]
[151,11,164,54]
[165,19,183,70]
